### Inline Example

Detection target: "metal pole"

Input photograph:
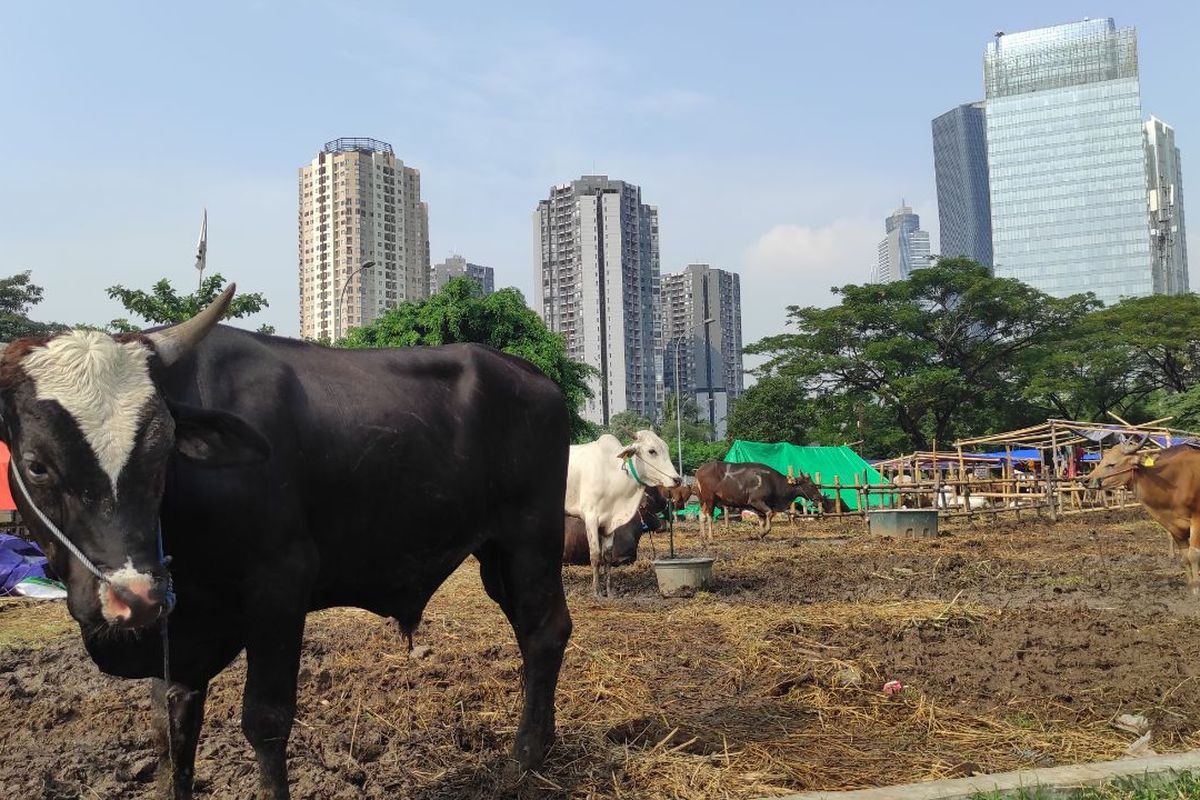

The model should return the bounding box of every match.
[671,337,681,560]
[675,339,683,476]
[704,318,715,430]
[337,260,376,339]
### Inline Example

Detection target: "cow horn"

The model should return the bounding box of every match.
[1121,433,1150,453]
[148,284,235,366]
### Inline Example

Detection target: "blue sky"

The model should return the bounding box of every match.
[2,1,1196,346]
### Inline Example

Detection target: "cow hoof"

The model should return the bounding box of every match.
[500,758,525,784]
[511,731,551,772]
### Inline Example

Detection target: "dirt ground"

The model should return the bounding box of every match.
[3,509,1200,799]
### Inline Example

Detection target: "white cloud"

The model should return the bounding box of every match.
[735,219,879,380]
[740,218,877,324]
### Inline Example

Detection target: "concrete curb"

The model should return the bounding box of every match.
[770,750,1200,800]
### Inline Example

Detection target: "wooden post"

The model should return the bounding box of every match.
[931,440,941,514]
[1007,444,1020,521]
[814,471,823,516]
[957,447,973,521]
[1047,424,1060,522]
[857,472,868,531]
[833,474,842,516]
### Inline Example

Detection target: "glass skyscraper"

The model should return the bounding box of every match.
[1145,116,1189,294]
[932,102,992,267]
[874,205,931,283]
[984,18,1178,305]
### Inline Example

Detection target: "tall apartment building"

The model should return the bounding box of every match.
[661,264,743,439]
[985,18,1188,304]
[932,102,993,267]
[533,176,661,426]
[432,254,495,295]
[298,138,431,341]
[1145,116,1189,294]
[874,205,931,283]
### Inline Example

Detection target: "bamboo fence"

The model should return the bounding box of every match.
[779,416,1200,528]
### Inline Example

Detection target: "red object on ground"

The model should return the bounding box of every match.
[0,442,15,512]
[883,679,904,696]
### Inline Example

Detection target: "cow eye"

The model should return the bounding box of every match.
[26,460,50,484]
[649,449,657,456]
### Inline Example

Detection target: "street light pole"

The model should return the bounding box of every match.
[337,260,376,339]
[673,337,683,476]
[702,316,716,431]
[669,335,683,560]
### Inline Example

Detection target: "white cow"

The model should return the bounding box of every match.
[935,488,989,510]
[565,430,682,597]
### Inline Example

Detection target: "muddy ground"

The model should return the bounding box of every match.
[3,509,1200,798]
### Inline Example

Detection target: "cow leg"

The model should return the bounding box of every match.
[703,502,716,551]
[241,585,309,800]
[583,516,603,598]
[756,505,773,539]
[604,544,612,597]
[478,539,572,770]
[1189,518,1200,595]
[151,678,208,800]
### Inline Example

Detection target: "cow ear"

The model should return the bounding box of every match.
[616,445,637,460]
[168,401,271,467]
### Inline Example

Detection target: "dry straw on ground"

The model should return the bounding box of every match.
[2,512,1198,798]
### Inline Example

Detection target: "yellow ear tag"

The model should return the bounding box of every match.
[1142,456,1156,467]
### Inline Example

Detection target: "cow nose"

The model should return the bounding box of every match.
[102,576,168,628]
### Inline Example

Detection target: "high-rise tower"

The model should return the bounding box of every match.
[298,138,430,341]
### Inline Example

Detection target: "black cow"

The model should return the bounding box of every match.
[694,460,826,545]
[562,486,669,567]
[0,287,572,800]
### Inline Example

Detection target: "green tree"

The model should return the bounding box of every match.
[662,393,714,443]
[1019,294,1200,426]
[676,439,729,475]
[341,277,597,440]
[725,375,814,445]
[1019,314,1149,421]
[746,259,1096,453]
[658,393,725,473]
[106,273,272,333]
[1156,384,1200,431]
[0,271,63,340]
[1095,294,1200,395]
[605,410,654,443]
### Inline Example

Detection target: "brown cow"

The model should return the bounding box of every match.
[1086,436,1200,592]
[563,488,668,567]
[660,482,694,511]
[694,461,825,546]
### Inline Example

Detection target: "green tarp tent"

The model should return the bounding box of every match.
[723,440,888,511]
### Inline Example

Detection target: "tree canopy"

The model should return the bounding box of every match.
[341,277,596,440]
[726,375,814,446]
[107,273,273,333]
[0,272,63,340]
[743,259,1097,454]
[604,410,654,443]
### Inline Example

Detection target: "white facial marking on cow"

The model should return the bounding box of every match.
[21,331,155,497]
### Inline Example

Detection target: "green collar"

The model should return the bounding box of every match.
[624,457,652,487]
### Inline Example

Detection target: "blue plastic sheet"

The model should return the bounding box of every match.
[0,532,64,597]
